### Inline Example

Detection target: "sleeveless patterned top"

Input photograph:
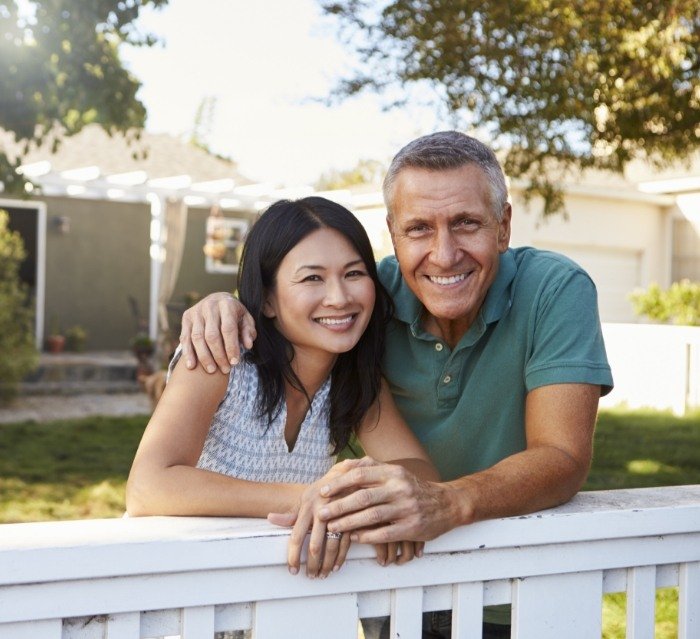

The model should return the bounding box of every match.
[169,349,335,483]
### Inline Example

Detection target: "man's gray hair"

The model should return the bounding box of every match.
[383,131,509,220]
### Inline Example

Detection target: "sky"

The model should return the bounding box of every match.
[121,0,444,186]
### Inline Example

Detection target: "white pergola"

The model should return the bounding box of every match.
[9,161,385,345]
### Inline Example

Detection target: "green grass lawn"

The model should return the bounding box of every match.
[1,407,698,637]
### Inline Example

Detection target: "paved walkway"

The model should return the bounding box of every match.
[0,392,151,424]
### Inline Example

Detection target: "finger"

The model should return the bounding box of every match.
[203,313,231,374]
[320,533,341,578]
[333,533,351,572]
[239,312,257,350]
[396,541,415,565]
[319,463,386,499]
[415,541,425,558]
[179,312,196,369]
[348,521,407,545]
[319,486,388,522]
[267,512,297,527]
[374,543,388,567]
[305,521,327,578]
[328,502,404,537]
[219,298,243,366]
[188,314,219,374]
[385,542,399,565]
[287,507,312,575]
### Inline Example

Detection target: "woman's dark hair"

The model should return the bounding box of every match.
[238,196,393,453]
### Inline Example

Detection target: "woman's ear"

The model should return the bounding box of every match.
[262,294,276,319]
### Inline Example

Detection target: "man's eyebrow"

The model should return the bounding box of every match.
[294,258,364,274]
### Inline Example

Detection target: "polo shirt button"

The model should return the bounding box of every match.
[443,375,451,384]
[435,343,443,351]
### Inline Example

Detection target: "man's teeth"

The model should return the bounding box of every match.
[429,273,466,285]
[317,316,353,325]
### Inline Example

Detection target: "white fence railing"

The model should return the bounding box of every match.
[1,486,699,639]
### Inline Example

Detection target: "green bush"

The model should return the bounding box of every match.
[0,210,38,403]
[629,280,700,326]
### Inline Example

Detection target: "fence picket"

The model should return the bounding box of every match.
[452,582,483,639]
[390,587,422,639]
[679,561,700,639]
[626,566,656,639]
[0,619,61,639]
[107,611,140,638]
[182,605,215,639]
[512,571,602,638]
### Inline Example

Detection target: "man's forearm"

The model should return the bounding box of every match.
[446,444,590,526]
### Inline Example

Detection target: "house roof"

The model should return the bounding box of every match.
[0,125,254,185]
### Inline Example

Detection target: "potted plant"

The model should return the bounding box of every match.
[65,325,87,352]
[131,332,155,359]
[45,317,65,354]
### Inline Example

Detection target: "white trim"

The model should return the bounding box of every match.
[0,198,47,348]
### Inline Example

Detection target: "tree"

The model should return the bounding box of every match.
[630,280,700,326]
[322,0,700,215]
[0,0,168,194]
[0,210,38,403]
[315,158,386,190]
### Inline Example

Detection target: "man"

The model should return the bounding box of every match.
[179,131,613,635]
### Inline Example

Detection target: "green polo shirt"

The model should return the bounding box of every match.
[378,247,613,482]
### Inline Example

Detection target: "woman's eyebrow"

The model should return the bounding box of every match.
[294,258,364,275]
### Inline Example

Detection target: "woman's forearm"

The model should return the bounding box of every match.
[126,464,304,518]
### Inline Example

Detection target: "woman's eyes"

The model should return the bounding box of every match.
[300,270,366,282]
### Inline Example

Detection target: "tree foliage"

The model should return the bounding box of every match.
[0,210,38,403]
[322,0,700,215]
[315,158,386,190]
[0,0,168,193]
[630,280,700,326]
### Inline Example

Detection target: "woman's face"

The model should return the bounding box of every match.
[263,227,376,368]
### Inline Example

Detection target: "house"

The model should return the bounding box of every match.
[2,126,698,352]
[0,126,263,351]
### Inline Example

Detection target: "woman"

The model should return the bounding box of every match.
[126,197,438,578]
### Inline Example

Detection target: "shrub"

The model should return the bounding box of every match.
[0,210,38,403]
[629,280,700,326]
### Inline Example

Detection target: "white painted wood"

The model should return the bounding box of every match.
[181,605,215,639]
[141,609,180,637]
[390,587,422,639]
[451,582,483,639]
[679,561,700,639]
[214,602,252,634]
[0,487,697,638]
[254,594,357,639]
[512,571,602,639]
[107,612,140,638]
[626,566,656,639]
[0,619,61,639]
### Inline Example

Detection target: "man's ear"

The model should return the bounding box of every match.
[498,203,512,252]
[386,215,397,252]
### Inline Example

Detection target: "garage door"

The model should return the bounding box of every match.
[537,244,641,323]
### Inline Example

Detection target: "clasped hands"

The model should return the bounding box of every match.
[268,456,434,579]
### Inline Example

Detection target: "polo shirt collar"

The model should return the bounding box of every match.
[392,249,517,332]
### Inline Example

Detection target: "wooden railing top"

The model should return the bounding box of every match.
[1,485,698,588]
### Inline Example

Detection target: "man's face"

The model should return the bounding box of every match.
[387,164,511,340]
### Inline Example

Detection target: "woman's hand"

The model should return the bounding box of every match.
[268,458,369,578]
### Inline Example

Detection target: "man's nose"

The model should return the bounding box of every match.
[430,229,461,268]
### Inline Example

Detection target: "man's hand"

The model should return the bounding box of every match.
[317,459,463,544]
[180,293,256,373]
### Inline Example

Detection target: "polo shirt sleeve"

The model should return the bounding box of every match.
[524,269,614,395]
